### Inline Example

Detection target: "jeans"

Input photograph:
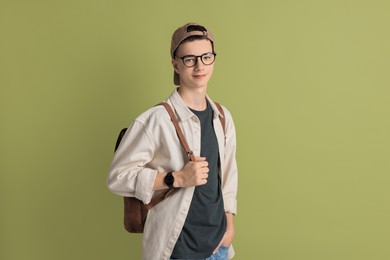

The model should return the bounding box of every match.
[170,245,229,260]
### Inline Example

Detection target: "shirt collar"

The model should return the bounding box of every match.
[167,88,223,122]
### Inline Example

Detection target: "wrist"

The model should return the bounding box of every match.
[172,171,182,188]
[225,213,235,231]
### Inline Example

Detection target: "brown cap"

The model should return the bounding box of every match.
[171,23,214,85]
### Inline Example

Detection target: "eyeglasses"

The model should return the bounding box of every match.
[175,52,217,67]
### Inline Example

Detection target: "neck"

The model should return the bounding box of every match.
[178,86,207,111]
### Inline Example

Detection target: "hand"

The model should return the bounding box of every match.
[173,157,209,188]
[213,213,235,254]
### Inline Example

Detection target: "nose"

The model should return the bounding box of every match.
[194,57,205,70]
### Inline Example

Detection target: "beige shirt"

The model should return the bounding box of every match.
[107,89,238,260]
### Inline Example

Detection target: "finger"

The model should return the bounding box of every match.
[198,161,209,167]
[213,242,222,254]
[196,167,208,175]
[195,156,206,162]
[195,178,207,186]
[214,233,227,253]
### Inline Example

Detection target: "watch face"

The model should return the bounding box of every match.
[165,172,174,187]
[166,175,174,183]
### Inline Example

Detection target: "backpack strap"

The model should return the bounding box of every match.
[163,101,226,151]
[214,102,226,145]
[159,102,196,162]
[146,102,197,209]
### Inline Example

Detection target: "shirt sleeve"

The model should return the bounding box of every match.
[107,120,157,205]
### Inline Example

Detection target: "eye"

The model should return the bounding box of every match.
[203,53,213,59]
[183,56,196,63]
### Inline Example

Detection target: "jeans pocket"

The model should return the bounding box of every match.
[212,245,229,260]
[220,245,230,250]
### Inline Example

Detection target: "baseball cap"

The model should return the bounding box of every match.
[170,22,215,85]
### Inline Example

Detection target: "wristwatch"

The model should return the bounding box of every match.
[164,172,174,189]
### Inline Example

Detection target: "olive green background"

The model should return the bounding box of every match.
[1,0,389,259]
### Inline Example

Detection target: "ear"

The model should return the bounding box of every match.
[171,59,180,74]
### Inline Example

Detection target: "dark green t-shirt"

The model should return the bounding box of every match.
[171,101,226,259]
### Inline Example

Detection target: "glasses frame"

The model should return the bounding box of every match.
[175,52,217,68]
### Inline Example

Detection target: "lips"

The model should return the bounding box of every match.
[193,74,206,79]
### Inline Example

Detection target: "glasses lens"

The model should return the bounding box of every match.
[183,56,196,67]
[201,53,215,65]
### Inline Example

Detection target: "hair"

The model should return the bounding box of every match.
[173,35,214,57]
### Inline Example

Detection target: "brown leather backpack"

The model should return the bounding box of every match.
[114,102,225,233]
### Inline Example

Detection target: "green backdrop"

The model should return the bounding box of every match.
[1,0,389,259]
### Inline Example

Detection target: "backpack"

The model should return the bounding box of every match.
[114,102,225,233]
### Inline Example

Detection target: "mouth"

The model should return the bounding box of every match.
[193,74,207,79]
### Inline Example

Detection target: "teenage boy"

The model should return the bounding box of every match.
[107,22,238,260]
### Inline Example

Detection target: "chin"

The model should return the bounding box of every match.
[181,80,209,89]
[193,78,211,88]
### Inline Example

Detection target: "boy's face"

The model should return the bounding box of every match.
[172,39,214,90]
